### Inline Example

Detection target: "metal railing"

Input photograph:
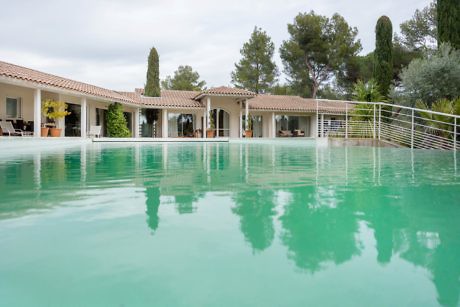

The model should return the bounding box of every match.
[317,101,459,151]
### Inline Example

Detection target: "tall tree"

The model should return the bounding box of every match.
[231,27,278,93]
[437,0,460,49]
[398,1,437,51]
[374,16,393,97]
[161,65,206,91]
[144,47,160,97]
[280,11,361,98]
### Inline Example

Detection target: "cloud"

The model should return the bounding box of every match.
[0,0,431,91]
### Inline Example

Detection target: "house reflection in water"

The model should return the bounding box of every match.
[0,142,459,306]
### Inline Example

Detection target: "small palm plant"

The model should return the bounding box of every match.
[415,98,460,138]
[351,79,386,121]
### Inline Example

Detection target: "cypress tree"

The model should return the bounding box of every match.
[438,0,460,49]
[144,47,160,97]
[374,16,393,97]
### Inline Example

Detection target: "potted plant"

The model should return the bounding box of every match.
[42,100,71,137]
[245,116,253,138]
[206,110,215,138]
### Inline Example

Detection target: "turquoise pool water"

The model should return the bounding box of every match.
[0,141,459,306]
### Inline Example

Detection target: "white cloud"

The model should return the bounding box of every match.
[0,0,431,91]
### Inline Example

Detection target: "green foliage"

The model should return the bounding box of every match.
[415,97,460,137]
[280,11,361,98]
[397,43,460,107]
[392,40,423,81]
[144,47,160,97]
[398,1,437,51]
[271,84,298,96]
[374,16,393,97]
[437,0,460,49]
[231,27,278,93]
[42,100,71,121]
[351,80,385,121]
[336,54,374,97]
[161,65,206,91]
[106,102,131,138]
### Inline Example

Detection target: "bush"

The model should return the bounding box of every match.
[106,103,131,138]
[395,43,460,107]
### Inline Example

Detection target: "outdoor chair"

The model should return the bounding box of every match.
[0,121,32,136]
[279,130,293,137]
[88,126,102,138]
[294,130,305,137]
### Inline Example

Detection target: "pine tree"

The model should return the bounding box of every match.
[144,47,160,97]
[374,16,393,97]
[231,27,278,94]
[437,0,460,49]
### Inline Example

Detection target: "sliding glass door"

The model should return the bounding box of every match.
[275,115,310,137]
[168,113,195,137]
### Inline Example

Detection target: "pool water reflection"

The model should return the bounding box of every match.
[0,142,459,306]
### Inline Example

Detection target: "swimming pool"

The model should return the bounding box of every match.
[0,141,459,306]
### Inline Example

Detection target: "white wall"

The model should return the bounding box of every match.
[0,83,34,121]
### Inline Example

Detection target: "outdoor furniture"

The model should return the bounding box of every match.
[0,121,33,136]
[88,125,102,138]
[279,130,293,137]
[294,130,305,137]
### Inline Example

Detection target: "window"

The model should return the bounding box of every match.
[6,97,21,118]
[168,113,195,137]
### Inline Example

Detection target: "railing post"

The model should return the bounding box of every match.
[455,117,457,151]
[321,114,325,138]
[345,104,348,139]
[378,104,381,140]
[373,104,376,139]
[411,109,415,149]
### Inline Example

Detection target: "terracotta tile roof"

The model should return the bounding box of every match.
[194,86,256,99]
[0,60,137,104]
[122,89,203,108]
[249,95,352,113]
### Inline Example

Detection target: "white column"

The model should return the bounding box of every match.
[245,99,249,131]
[134,108,140,138]
[162,109,168,138]
[203,108,207,139]
[206,97,211,129]
[271,112,276,138]
[239,110,243,138]
[216,108,220,138]
[81,97,87,138]
[33,89,41,137]
[57,94,65,137]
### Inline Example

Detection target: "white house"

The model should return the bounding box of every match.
[0,60,349,139]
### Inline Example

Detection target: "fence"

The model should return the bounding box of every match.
[317,101,459,151]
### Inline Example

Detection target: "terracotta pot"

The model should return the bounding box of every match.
[245,130,253,138]
[50,128,62,137]
[206,129,215,138]
[41,127,49,137]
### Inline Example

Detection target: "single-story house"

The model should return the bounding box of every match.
[0,60,351,139]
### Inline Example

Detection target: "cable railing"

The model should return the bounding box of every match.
[317,101,459,151]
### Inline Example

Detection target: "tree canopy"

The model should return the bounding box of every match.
[145,47,160,97]
[280,11,361,98]
[161,65,206,91]
[231,27,278,93]
[438,0,460,49]
[397,1,437,51]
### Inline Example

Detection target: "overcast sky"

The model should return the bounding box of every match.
[0,0,431,91]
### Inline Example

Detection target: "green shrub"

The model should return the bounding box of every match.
[106,103,131,138]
